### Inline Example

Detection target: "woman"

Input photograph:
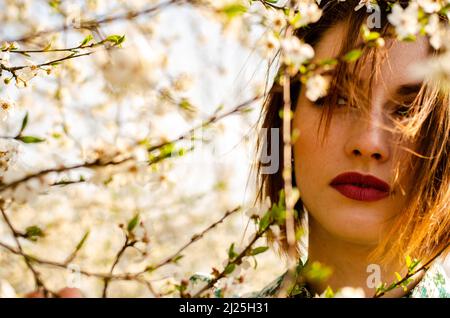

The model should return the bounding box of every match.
[254,0,450,298]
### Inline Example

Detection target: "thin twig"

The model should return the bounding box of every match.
[373,242,450,298]
[134,206,241,277]
[0,206,241,297]
[0,203,56,297]
[5,0,185,44]
[102,235,137,298]
[192,223,273,298]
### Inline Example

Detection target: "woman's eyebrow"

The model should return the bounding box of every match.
[395,83,423,96]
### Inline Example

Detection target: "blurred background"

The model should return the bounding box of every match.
[0,0,286,297]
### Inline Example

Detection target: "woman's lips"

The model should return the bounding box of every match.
[330,172,391,202]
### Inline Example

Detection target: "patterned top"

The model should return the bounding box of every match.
[189,258,450,298]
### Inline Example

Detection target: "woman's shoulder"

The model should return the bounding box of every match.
[409,260,450,298]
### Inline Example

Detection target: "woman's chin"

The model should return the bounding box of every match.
[314,211,394,246]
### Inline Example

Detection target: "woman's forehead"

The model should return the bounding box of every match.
[313,22,430,88]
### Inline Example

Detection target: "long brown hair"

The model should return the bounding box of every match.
[256,0,450,266]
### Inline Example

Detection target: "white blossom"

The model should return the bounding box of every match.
[0,97,15,121]
[409,52,450,90]
[258,32,281,59]
[333,287,366,298]
[293,1,322,27]
[425,14,445,49]
[2,176,50,204]
[98,48,160,94]
[0,139,19,177]
[417,0,442,13]
[281,37,314,69]
[354,0,378,12]
[388,3,421,39]
[245,196,271,218]
[0,279,17,298]
[305,74,331,102]
[0,51,10,67]
[269,224,281,239]
[263,8,287,30]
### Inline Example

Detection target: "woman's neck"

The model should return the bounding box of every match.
[306,216,418,297]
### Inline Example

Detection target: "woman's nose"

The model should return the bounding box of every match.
[344,116,390,163]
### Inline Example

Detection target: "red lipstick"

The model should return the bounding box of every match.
[330,172,390,202]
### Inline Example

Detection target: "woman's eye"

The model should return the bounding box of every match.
[312,95,347,107]
[393,105,411,118]
[337,97,348,105]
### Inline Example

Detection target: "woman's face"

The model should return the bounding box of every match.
[293,23,429,245]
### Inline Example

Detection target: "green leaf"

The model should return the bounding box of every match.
[43,42,52,52]
[48,0,61,10]
[103,34,126,46]
[80,34,94,47]
[172,254,184,264]
[25,225,44,241]
[343,49,363,62]
[365,31,380,42]
[127,213,140,232]
[175,284,187,293]
[319,58,338,66]
[249,246,269,256]
[145,265,155,273]
[228,243,237,260]
[222,3,247,18]
[324,286,335,298]
[405,255,412,268]
[410,260,420,273]
[17,136,46,143]
[295,228,304,241]
[304,261,333,283]
[375,282,387,295]
[223,263,236,275]
[258,211,271,232]
[75,231,90,251]
[19,112,28,135]
[402,34,417,42]
[394,272,403,282]
[252,256,258,270]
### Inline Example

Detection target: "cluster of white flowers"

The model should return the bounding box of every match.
[0,97,15,121]
[262,7,287,31]
[0,279,16,298]
[0,51,10,67]
[410,49,450,90]
[330,286,366,298]
[258,31,280,59]
[354,0,379,12]
[293,1,322,27]
[281,37,315,70]
[424,13,448,49]
[245,195,270,219]
[96,47,162,95]
[305,74,331,102]
[388,2,422,39]
[0,139,19,178]
[417,0,444,13]
[388,1,450,49]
